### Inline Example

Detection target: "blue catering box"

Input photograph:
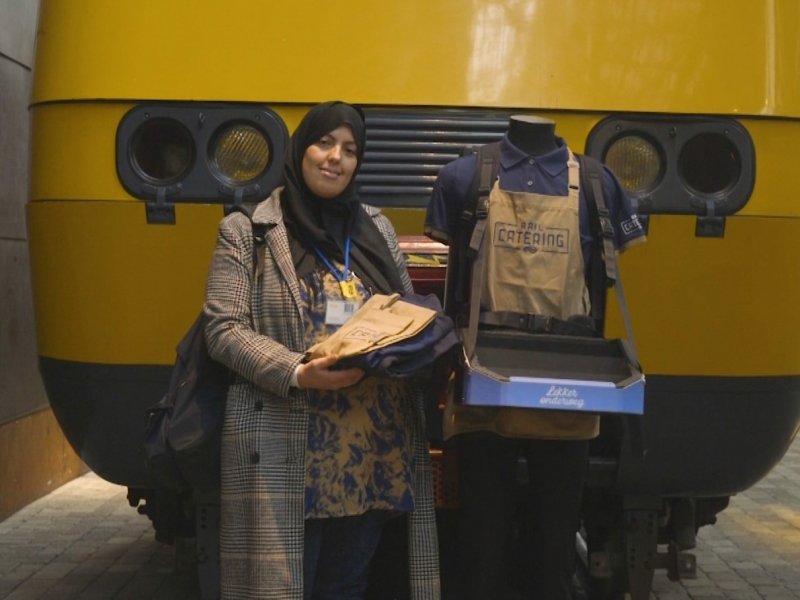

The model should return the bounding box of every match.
[461,329,645,415]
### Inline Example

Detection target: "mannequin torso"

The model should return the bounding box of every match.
[506,115,559,156]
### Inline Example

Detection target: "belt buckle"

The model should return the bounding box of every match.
[528,314,552,333]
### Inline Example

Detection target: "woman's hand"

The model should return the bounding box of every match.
[296,355,364,390]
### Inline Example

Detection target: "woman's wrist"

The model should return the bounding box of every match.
[290,363,302,388]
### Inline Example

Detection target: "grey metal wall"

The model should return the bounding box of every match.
[0,0,45,424]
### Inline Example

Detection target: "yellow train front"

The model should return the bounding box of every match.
[27,1,800,598]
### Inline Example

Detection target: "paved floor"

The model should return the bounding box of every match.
[1,438,799,599]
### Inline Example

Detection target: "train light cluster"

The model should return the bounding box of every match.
[586,116,754,233]
[116,105,288,223]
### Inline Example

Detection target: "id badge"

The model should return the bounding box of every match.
[325,299,360,326]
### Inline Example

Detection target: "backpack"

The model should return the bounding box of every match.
[143,207,266,495]
[447,142,617,337]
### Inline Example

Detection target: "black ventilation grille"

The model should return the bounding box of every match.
[357,109,510,207]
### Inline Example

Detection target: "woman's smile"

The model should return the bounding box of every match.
[302,124,358,198]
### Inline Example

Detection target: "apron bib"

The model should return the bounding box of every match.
[484,154,589,319]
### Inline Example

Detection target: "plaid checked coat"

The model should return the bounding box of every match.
[204,188,440,599]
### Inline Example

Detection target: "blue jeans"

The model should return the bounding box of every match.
[303,510,390,600]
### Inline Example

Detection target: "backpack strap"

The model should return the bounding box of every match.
[225,204,268,281]
[462,142,501,358]
[467,145,501,256]
[223,204,269,340]
[251,222,267,281]
[579,155,645,457]
[578,155,640,368]
[579,154,610,333]
[462,144,501,237]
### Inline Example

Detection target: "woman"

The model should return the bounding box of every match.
[204,101,440,599]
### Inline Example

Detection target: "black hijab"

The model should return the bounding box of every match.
[280,101,406,294]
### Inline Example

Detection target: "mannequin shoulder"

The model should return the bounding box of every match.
[433,153,478,201]
[438,153,478,181]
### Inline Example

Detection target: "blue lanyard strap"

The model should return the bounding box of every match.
[312,237,351,282]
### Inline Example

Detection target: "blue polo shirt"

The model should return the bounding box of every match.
[425,136,646,269]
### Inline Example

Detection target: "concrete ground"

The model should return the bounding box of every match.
[1,438,798,599]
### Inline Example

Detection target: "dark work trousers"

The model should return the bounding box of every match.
[456,431,588,600]
[303,510,390,600]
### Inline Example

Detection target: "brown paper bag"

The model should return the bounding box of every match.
[306,293,437,360]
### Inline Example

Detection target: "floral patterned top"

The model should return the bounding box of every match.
[299,262,415,519]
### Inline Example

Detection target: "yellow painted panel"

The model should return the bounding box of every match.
[606,215,800,377]
[28,201,225,364]
[30,103,134,201]
[33,0,800,117]
[28,199,800,377]
[381,208,428,237]
[740,119,800,217]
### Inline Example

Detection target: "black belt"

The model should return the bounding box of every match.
[478,311,598,337]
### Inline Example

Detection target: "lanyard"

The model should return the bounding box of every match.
[313,237,358,299]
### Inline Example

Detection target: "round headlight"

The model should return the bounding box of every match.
[212,124,270,183]
[679,133,740,195]
[130,118,195,183]
[604,134,662,194]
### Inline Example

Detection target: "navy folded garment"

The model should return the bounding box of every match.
[336,292,460,378]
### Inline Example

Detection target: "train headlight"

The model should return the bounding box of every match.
[604,134,662,194]
[130,118,196,184]
[211,124,271,184]
[679,133,741,196]
[116,105,289,223]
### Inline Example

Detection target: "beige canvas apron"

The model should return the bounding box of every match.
[446,151,600,440]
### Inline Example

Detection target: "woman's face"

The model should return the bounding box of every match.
[301,125,359,199]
